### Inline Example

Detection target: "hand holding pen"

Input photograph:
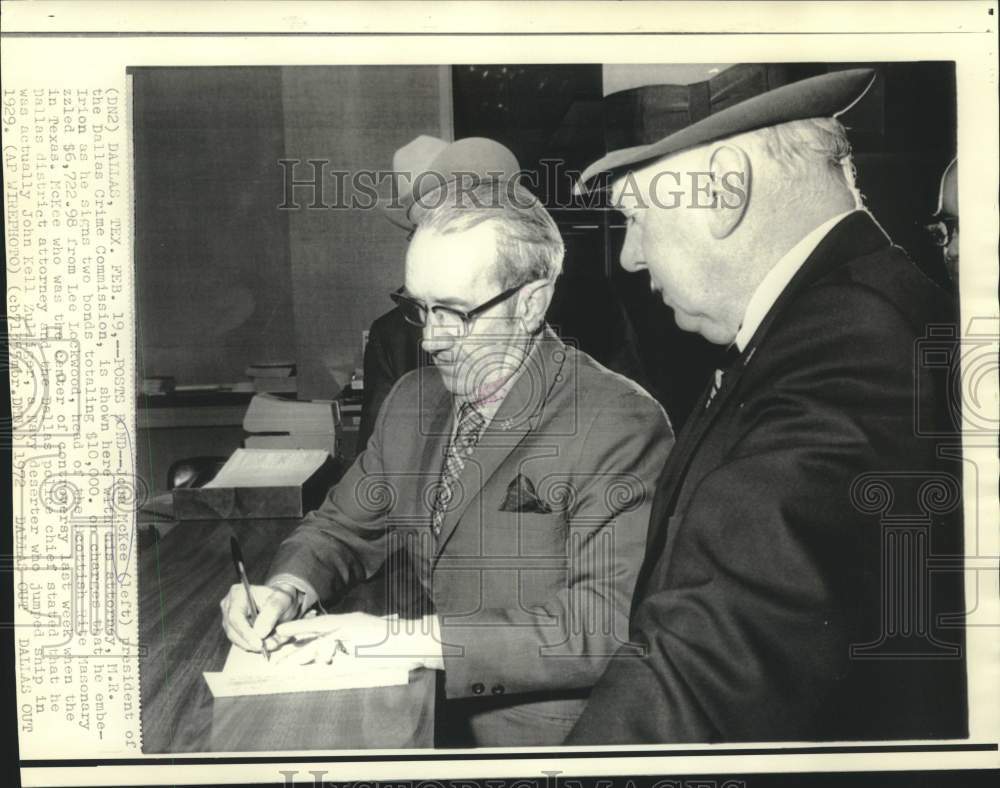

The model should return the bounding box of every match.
[230,536,271,661]
[220,536,299,656]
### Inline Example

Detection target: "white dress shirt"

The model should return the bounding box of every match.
[734,210,857,352]
[447,344,527,440]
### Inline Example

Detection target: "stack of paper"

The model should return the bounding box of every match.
[203,449,329,489]
[242,393,336,452]
[204,640,412,698]
[141,376,175,395]
[246,362,297,393]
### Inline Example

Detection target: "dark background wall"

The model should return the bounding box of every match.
[280,66,450,399]
[132,67,297,386]
[132,65,450,493]
[133,65,450,399]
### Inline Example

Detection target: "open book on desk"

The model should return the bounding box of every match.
[204,639,413,698]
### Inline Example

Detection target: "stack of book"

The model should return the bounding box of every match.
[141,376,175,396]
[242,393,336,452]
[245,361,297,393]
[336,370,364,429]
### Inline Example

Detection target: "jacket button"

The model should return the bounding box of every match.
[491,684,505,695]
[472,682,485,695]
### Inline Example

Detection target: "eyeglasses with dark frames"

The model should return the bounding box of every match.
[390,282,532,335]
[923,215,958,248]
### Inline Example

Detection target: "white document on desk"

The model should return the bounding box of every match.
[204,640,412,698]
[202,448,329,489]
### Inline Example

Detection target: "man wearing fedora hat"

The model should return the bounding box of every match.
[222,174,673,746]
[566,68,966,743]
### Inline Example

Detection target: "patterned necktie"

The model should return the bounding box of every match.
[431,402,487,537]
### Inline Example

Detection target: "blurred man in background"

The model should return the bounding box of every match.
[928,157,959,286]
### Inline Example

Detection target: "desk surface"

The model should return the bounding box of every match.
[138,517,435,752]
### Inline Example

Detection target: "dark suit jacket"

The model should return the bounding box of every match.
[357,306,428,452]
[568,211,967,744]
[270,328,674,746]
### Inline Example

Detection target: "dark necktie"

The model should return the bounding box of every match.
[705,344,743,408]
[431,402,487,537]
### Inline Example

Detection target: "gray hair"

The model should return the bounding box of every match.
[745,117,863,207]
[416,178,565,288]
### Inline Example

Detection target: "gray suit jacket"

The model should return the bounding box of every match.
[269,328,673,746]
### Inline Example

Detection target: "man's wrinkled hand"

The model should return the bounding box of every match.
[274,612,443,670]
[220,582,299,653]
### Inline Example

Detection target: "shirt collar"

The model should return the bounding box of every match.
[452,337,534,428]
[734,210,856,352]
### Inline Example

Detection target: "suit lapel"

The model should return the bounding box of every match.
[433,329,564,560]
[656,349,753,512]
[420,394,452,471]
[741,211,892,351]
[633,351,752,602]
[417,371,453,511]
[657,211,892,515]
[635,211,893,601]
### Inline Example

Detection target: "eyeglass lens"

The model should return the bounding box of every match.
[925,218,957,247]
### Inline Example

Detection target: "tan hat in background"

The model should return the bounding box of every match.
[382,135,522,230]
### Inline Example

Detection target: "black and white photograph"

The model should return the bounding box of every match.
[4,3,998,787]
[131,60,969,752]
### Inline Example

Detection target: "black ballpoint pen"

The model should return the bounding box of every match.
[230,536,270,662]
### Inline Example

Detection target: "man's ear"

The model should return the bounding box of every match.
[706,144,752,239]
[517,279,555,333]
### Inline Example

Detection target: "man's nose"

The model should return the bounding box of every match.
[945,231,959,264]
[421,321,460,354]
[619,229,646,273]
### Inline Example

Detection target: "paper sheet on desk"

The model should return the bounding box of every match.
[204,640,413,698]
[203,448,329,489]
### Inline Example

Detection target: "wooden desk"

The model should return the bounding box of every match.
[139,517,435,752]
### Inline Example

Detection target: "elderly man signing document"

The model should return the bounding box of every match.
[221,174,672,747]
